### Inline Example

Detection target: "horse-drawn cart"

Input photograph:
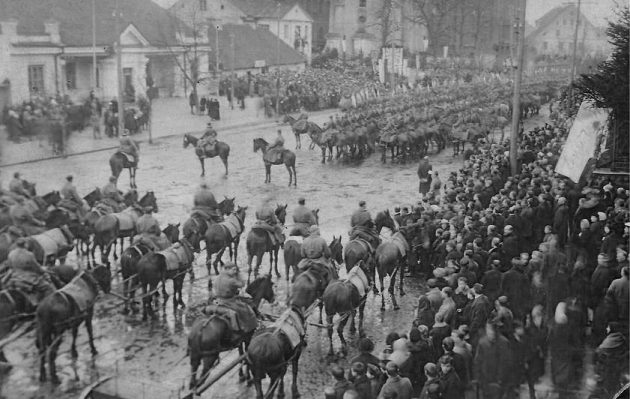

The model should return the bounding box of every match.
[78,375,193,399]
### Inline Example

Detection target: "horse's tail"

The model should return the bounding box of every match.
[283,240,301,268]
[109,153,122,178]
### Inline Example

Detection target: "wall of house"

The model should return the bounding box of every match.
[173,0,244,27]
[259,12,312,63]
[530,16,610,58]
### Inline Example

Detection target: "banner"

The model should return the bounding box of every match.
[555,101,609,183]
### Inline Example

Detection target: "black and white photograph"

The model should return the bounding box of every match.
[0,0,628,398]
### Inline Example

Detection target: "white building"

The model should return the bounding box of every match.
[0,0,211,107]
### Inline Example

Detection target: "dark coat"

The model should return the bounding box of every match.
[473,334,512,387]
[501,267,531,319]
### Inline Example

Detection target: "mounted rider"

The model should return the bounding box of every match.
[297,225,336,283]
[206,262,258,334]
[9,196,45,235]
[349,200,380,250]
[59,175,87,222]
[118,129,139,166]
[198,123,218,154]
[192,183,223,225]
[2,238,55,306]
[131,209,171,251]
[254,201,285,247]
[290,197,317,237]
[9,172,32,199]
[101,176,126,212]
[264,130,285,163]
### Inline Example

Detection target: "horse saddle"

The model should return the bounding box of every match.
[113,209,139,231]
[252,221,282,246]
[31,228,70,258]
[293,119,308,131]
[219,215,240,239]
[205,298,258,333]
[157,243,192,271]
[272,308,305,349]
[263,149,285,164]
[346,265,369,297]
[58,273,98,313]
[286,235,304,244]
[389,232,410,258]
[117,151,137,166]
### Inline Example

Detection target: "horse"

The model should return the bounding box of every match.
[36,265,112,384]
[343,210,397,294]
[137,236,199,321]
[110,147,140,189]
[282,114,312,149]
[253,138,297,186]
[289,236,343,320]
[247,306,306,399]
[204,206,247,276]
[119,223,180,315]
[182,133,230,177]
[93,191,158,267]
[20,225,75,266]
[322,259,373,357]
[182,197,235,252]
[187,275,275,390]
[375,227,412,311]
[283,209,320,283]
[246,204,287,283]
[0,227,24,264]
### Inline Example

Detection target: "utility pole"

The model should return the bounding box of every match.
[215,24,220,78]
[92,0,97,91]
[115,0,124,136]
[509,0,526,176]
[569,0,582,103]
[230,33,235,109]
[275,5,281,116]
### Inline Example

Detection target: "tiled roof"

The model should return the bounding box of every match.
[208,24,305,70]
[0,0,192,47]
[230,0,306,20]
[526,4,589,40]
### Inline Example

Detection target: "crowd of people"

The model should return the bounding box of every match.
[323,98,629,399]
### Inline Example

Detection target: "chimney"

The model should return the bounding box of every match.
[44,20,60,44]
[0,19,18,40]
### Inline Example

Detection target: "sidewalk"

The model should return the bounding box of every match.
[0,96,333,166]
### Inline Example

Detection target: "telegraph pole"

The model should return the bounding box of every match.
[92,0,97,91]
[569,0,582,102]
[275,6,281,116]
[230,33,235,108]
[215,25,220,77]
[115,0,124,136]
[509,0,526,176]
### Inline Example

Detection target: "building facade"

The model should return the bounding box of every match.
[526,5,610,58]
[0,0,210,105]
[171,0,313,63]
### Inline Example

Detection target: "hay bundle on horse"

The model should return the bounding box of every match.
[22,225,75,265]
[182,133,230,177]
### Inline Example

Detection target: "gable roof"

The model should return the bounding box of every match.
[0,0,195,47]
[526,4,594,40]
[208,24,305,69]
[230,0,311,21]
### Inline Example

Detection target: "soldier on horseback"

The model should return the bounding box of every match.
[192,183,223,225]
[2,238,55,306]
[9,172,31,199]
[199,123,218,154]
[9,197,45,235]
[101,176,126,212]
[118,130,139,166]
[297,226,336,284]
[131,210,171,251]
[206,262,258,334]
[291,197,317,237]
[254,202,285,247]
[266,130,285,163]
[349,201,380,250]
[59,175,87,222]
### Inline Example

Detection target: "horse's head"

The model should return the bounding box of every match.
[42,191,61,206]
[83,188,102,207]
[246,274,275,305]
[163,223,180,244]
[253,138,267,153]
[183,134,192,149]
[375,209,397,233]
[312,209,320,226]
[235,205,248,225]
[139,191,158,213]
[219,196,236,216]
[124,189,138,206]
[275,204,287,225]
[91,265,112,294]
[329,236,343,265]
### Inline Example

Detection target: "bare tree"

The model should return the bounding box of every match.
[370,0,402,48]
[405,0,458,55]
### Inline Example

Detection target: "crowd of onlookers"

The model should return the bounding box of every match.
[323,97,629,399]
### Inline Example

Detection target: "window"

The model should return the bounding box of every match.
[28,65,44,94]
[65,62,76,90]
[359,0,366,7]
[199,0,207,11]
[304,25,308,39]
[296,25,301,37]
[559,42,564,51]
[284,24,289,39]
[556,29,560,37]
[259,24,270,30]
[542,41,548,50]
[220,4,224,9]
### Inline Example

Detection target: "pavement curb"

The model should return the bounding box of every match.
[0,108,336,168]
